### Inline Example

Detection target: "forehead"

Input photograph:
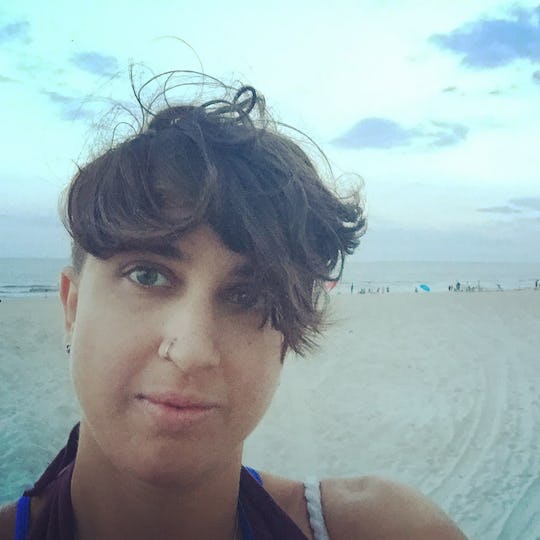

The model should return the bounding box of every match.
[166,226,251,271]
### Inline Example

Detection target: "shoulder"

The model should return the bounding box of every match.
[257,472,314,539]
[0,500,17,538]
[321,476,468,540]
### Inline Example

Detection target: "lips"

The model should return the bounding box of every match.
[138,392,218,410]
[136,392,220,432]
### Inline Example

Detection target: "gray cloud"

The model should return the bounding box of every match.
[478,206,522,214]
[42,91,93,121]
[509,197,540,210]
[533,70,540,83]
[334,118,410,149]
[333,117,468,150]
[442,86,458,93]
[70,52,119,76]
[0,74,15,83]
[430,6,540,68]
[0,21,30,43]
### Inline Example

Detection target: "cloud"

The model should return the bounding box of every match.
[442,86,458,93]
[427,121,468,147]
[477,206,521,214]
[430,6,540,68]
[70,52,119,76]
[0,21,30,43]
[42,91,93,121]
[509,197,540,211]
[477,198,540,216]
[333,117,468,150]
[334,118,410,149]
[0,74,16,83]
[534,70,540,83]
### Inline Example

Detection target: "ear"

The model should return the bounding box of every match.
[60,266,80,337]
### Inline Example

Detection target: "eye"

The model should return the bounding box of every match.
[226,286,264,310]
[127,266,171,288]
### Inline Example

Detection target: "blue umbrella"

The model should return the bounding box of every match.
[419,284,431,292]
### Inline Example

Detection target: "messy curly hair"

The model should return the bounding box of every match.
[61,71,365,355]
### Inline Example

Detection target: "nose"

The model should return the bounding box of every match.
[159,298,221,371]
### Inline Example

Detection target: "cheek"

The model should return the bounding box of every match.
[69,308,147,412]
[226,328,283,429]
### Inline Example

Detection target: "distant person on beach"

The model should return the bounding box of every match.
[0,72,467,540]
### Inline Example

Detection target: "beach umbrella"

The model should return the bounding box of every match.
[419,284,431,292]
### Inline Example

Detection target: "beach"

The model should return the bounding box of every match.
[1,290,539,539]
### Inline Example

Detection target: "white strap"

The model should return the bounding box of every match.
[304,476,330,540]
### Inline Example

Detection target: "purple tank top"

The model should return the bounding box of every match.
[20,424,308,539]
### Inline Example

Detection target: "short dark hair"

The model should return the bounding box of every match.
[61,74,365,354]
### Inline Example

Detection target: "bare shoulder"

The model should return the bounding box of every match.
[0,500,17,538]
[257,471,314,539]
[321,476,468,540]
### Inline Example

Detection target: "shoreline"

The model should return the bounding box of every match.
[1,284,539,302]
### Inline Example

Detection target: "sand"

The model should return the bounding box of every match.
[1,290,539,539]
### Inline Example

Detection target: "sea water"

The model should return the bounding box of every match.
[339,260,540,293]
[0,258,68,298]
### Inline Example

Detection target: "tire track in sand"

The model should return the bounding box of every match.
[427,325,509,528]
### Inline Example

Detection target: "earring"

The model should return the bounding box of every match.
[66,344,71,354]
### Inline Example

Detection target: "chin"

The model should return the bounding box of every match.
[116,438,236,487]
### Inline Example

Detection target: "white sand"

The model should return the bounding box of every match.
[1,290,539,539]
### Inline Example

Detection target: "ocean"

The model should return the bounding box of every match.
[0,258,68,298]
[2,257,538,299]
[340,260,540,293]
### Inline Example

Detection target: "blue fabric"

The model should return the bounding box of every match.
[244,466,263,486]
[238,499,255,540]
[14,496,31,540]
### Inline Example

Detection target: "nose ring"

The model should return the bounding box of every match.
[159,338,176,361]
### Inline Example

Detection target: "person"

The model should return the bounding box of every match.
[0,73,467,539]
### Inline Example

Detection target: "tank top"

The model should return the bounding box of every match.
[15,424,309,539]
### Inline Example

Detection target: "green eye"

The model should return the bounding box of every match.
[129,267,170,287]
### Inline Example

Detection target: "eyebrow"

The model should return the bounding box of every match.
[139,245,255,279]
[145,244,186,260]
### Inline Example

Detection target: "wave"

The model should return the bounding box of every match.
[0,284,59,297]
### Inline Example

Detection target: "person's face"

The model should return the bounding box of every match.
[60,225,283,485]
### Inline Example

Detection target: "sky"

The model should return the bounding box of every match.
[1,0,539,261]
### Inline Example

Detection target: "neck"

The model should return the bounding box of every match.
[71,425,242,540]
